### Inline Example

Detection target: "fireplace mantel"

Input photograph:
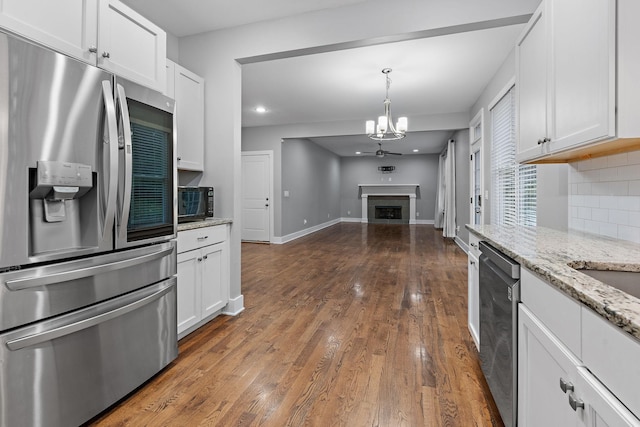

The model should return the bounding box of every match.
[358,184,419,224]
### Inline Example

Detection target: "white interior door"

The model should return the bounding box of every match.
[241,152,272,242]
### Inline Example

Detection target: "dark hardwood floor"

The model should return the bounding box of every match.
[89,223,502,426]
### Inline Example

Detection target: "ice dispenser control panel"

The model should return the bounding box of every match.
[30,161,93,200]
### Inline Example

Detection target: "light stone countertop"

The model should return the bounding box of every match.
[177,217,232,232]
[466,224,640,341]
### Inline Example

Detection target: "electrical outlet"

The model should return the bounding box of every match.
[347,210,351,215]
[416,212,420,217]
[388,177,392,181]
[327,213,330,218]
[303,219,307,225]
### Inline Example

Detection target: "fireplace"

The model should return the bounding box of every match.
[375,206,402,220]
[359,184,419,224]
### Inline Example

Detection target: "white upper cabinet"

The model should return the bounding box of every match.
[0,0,97,63]
[0,0,166,92]
[170,63,205,171]
[97,0,166,91]
[516,0,640,163]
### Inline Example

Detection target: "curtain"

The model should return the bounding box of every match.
[434,139,456,237]
[434,154,445,229]
[442,139,456,237]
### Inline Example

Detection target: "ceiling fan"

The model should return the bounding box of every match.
[362,142,402,158]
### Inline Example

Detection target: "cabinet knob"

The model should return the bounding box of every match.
[177,157,182,161]
[197,236,209,241]
[470,260,476,265]
[203,255,208,260]
[197,257,202,262]
[102,51,110,58]
[470,242,478,248]
[88,46,98,53]
[543,137,551,143]
[559,378,574,393]
[537,139,543,145]
[568,394,584,411]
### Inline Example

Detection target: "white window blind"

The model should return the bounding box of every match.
[491,86,537,226]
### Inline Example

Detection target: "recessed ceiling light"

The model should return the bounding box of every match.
[355,151,362,155]
[255,106,267,113]
[413,149,419,152]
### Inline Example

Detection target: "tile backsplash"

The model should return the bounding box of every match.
[568,149,640,244]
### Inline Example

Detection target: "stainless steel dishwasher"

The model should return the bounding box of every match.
[479,241,520,427]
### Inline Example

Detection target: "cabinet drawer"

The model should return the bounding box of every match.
[178,225,227,254]
[582,306,640,417]
[521,268,581,357]
[469,233,481,258]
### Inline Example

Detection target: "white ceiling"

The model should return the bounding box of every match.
[120,0,528,157]
[121,0,371,37]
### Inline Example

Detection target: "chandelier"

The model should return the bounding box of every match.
[365,68,408,141]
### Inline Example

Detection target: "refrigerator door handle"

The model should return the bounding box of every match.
[115,83,133,242]
[5,279,175,351]
[5,246,174,291]
[102,80,119,244]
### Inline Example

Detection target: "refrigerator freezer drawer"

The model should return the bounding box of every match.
[0,241,176,331]
[0,278,178,427]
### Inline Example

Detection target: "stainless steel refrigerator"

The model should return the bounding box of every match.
[0,29,178,426]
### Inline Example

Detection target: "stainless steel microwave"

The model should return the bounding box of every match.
[177,186,214,222]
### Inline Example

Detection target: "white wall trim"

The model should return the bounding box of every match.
[454,236,469,254]
[415,219,435,225]
[273,218,341,244]
[488,76,516,111]
[222,294,245,316]
[340,217,362,223]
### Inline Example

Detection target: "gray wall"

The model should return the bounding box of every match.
[340,154,440,221]
[453,129,471,243]
[281,139,341,235]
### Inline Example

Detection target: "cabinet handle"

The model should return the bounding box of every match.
[102,51,110,58]
[88,46,98,53]
[568,394,584,411]
[197,236,209,241]
[559,378,574,393]
[470,260,476,265]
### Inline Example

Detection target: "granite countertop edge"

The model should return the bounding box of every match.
[177,218,233,232]
[466,224,640,341]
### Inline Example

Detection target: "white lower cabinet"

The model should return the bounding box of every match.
[177,225,229,338]
[467,233,480,349]
[519,304,580,427]
[519,268,640,427]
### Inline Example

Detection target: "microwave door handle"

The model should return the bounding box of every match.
[115,83,132,242]
[102,80,118,243]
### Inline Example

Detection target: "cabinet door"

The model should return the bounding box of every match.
[97,0,166,91]
[0,0,97,64]
[200,242,229,318]
[574,367,640,427]
[177,250,201,334]
[518,304,581,427]
[467,252,480,350]
[549,0,615,153]
[175,65,205,171]
[516,2,548,162]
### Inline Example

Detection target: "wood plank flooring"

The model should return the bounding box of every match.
[88,223,503,426]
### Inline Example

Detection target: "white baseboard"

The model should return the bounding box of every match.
[415,219,435,225]
[340,217,361,223]
[222,294,245,316]
[273,218,438,244]
[454,235,469,254]
[273,218,341,244]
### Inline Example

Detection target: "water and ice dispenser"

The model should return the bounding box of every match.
[29,161,98,255]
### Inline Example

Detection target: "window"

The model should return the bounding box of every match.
[491,86,536,226]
